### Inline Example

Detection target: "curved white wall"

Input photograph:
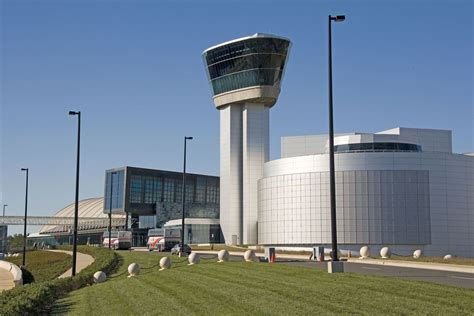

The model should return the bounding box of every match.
[258,151,474,257]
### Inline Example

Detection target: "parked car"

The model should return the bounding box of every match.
[170,244,191,255]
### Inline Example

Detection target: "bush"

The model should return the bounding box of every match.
[0,246,119,316]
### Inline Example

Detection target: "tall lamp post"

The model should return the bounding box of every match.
[328,15,345,263]
[108,171,117,249]
[2,204,7,217]
[180,136,193,257]
[69,110,81,276]
[20,168,28,266]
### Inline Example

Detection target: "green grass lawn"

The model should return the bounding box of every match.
[6,250,71,283]
[52,251,474,315]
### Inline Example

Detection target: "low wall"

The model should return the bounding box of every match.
[0,260,23,287]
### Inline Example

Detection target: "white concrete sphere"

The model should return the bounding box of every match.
[93,271,107,283]
[188,252,200,265]
[443,254,453,260]
[360,246,371,258]
[380,247,391,258]
[413,249,422,259]
[128,263,140,276]
[160,257,171,269]
[244,250,256,262]
[218,249,230,262]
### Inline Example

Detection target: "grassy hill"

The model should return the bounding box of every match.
[53,251,474,315]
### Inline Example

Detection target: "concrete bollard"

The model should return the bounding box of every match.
[159,257,171,270]
[218,249,230,262]
[188,252,200,265]
[93,271,107,283]
[413,249,422,259]
[128,263,140,277]
[244,250,257,262]
[380,247,391,259]
[360,246,371,259]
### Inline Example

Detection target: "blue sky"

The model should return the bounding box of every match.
[1,0,472,234]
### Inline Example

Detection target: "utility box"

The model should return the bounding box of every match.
[313,246,324,261]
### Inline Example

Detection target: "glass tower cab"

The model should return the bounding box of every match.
[202,34,291,245]
[203,33,291,108]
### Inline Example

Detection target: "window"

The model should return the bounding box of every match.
[130,175,142,203]
[186,179,195,202]
[211,69,284,96]
[334,142,421,153]
[153,178,162,203]
[206,178,219,204]
[144,177,154,203]
[163,178,174,202]
[204,37,290,65]
[203,37,291,96]
[195,177,207,203]
[104,170,125,210]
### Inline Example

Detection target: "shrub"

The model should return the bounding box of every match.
[0,246,118,316]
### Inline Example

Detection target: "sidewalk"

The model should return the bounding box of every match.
[46,250,94,278]
[0,267,15,291]
[347,258,474,274]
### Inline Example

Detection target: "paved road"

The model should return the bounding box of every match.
[276,260,474,289]
[197,254,474,289]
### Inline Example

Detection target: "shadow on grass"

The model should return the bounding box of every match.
[50,298,75,315]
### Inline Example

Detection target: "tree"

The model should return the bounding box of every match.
[7,234,25,252]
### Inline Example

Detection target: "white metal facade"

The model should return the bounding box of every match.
[258,128,474,257]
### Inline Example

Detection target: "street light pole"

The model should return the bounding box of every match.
[108,171,116,249]
[20,168,28,266]
[69,110,81,276]
[180,136,193,257]
[328,15,345,262]
[2,204,7,217]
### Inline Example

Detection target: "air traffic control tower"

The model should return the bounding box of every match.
[203,33,291,245]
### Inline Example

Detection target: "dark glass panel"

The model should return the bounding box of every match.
[207,53,287,79]
[104,170,125,210]
[130,175,143,203]
[204,37,290,66]
[334,142,422,153]
[211,68,283,95]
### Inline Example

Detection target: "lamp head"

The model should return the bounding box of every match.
[331,15,346,22]
[185,136,193,140]
[21,168,28,171]
[69,111,79,115]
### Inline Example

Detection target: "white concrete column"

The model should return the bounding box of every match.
[242,103,269,245]
[219,105,243,245]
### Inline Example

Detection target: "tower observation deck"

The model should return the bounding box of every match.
[203,33,291,244]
